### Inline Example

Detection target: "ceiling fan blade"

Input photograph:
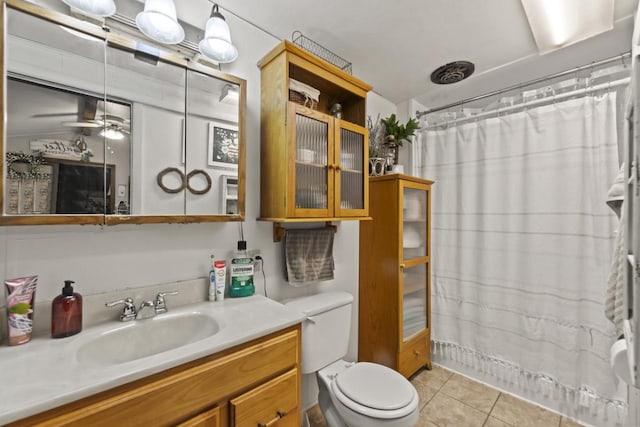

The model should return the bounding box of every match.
[61,121,101,128]
[32,112,78,118]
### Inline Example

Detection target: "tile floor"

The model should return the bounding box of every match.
[307,364,584,427]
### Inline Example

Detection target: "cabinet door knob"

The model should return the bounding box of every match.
[328,164,336,170]
[400,264,406,270]
[335,165,342,171]
[414,350,421,356]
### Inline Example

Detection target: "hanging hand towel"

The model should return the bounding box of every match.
[604,163,626,337]
[285,228,335,284]
[605,213,625,337]
[606,162,625,218]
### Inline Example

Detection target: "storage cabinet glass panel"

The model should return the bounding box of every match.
[402,187,428,259]
[402,263,427,341]
[294,113,329,209]
[339,127,364,210]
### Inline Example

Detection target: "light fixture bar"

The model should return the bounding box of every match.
[62,0,116,17]
[107,13,201,54]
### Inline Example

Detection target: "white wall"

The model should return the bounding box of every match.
[0,5,397,413]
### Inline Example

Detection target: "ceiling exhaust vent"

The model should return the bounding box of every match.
[430,61,475,84]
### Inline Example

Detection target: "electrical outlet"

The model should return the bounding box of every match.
[253,258,263,272]
[248,249,261,258]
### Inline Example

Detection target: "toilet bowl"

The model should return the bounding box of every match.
[317,360,419,427]
[283,292,420,427]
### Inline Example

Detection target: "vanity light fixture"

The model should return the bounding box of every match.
[219,84,239,103]
[520,0,614,54]
[198,3,238,64]
[61,0,116,17]
[136,0,185,45]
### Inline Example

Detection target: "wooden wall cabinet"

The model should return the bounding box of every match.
[257,41,372,222]
[9,325,301,427]
[359,174,433,378]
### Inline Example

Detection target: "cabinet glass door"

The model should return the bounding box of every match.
[335,121,368,217]
[402,263,427,341]
[402,186,428,260]
[290,103,332,217]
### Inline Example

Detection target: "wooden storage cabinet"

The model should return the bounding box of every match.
[258,41,372,222]
[9,325,301,427]
[358,174,433,378]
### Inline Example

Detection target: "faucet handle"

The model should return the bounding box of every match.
[155,291,179,314]
[105,297,136,322]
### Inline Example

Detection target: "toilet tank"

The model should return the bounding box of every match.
[284,292,353,374]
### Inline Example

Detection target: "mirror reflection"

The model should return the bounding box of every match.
[5,7,108,215]
[4,4,244,221]
[6,77,130,214]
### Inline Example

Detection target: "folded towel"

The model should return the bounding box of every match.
[285,228,334,284]
[605,213,625,337]
[289,78,320,102]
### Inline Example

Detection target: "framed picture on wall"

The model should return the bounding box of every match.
[207,121,239,169]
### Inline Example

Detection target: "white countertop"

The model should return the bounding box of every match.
[0,295,304,425]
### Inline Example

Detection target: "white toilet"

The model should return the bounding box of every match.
[284,292,419,427]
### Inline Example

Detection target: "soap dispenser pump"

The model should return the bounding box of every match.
[51,280,83,338]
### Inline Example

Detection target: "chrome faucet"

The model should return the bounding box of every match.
[136,300,156,320]
[106,291,180,321]
[155,291,179,314]
[105,298,137,322]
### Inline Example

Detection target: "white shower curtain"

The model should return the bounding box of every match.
[415,92,624,423]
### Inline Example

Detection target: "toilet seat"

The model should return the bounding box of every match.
[331,362,419,419]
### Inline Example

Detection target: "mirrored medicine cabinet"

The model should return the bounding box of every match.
[1,0,246,225]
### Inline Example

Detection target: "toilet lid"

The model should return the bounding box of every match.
[334,362,415,411]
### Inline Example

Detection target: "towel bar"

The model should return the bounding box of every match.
[273,222,337,242]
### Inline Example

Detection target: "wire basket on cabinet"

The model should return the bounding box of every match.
[291,31,352,75]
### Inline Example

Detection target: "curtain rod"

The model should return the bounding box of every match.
[421,77,629,130]
[416,51,631,119]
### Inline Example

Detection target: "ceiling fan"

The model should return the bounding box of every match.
[62,113,130,139]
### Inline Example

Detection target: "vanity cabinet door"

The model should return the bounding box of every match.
[176,406,220,427]
[230,368,299,427]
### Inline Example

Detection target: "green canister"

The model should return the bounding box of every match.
[229,241,254,297]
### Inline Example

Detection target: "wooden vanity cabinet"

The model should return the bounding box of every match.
[176,406,220,427]
[358,174,433,378]
[8,325,301,427]
[257,41,372,222]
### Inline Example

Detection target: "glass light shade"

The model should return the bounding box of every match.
[100,127,125,140]
[136,0,185,45]
[61,0,116,17]
[520,0,614,54]
[199,14,238,63]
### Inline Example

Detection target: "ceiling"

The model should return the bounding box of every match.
[174,0,638,110]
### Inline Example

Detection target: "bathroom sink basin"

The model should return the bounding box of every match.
[76,312,221,367]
